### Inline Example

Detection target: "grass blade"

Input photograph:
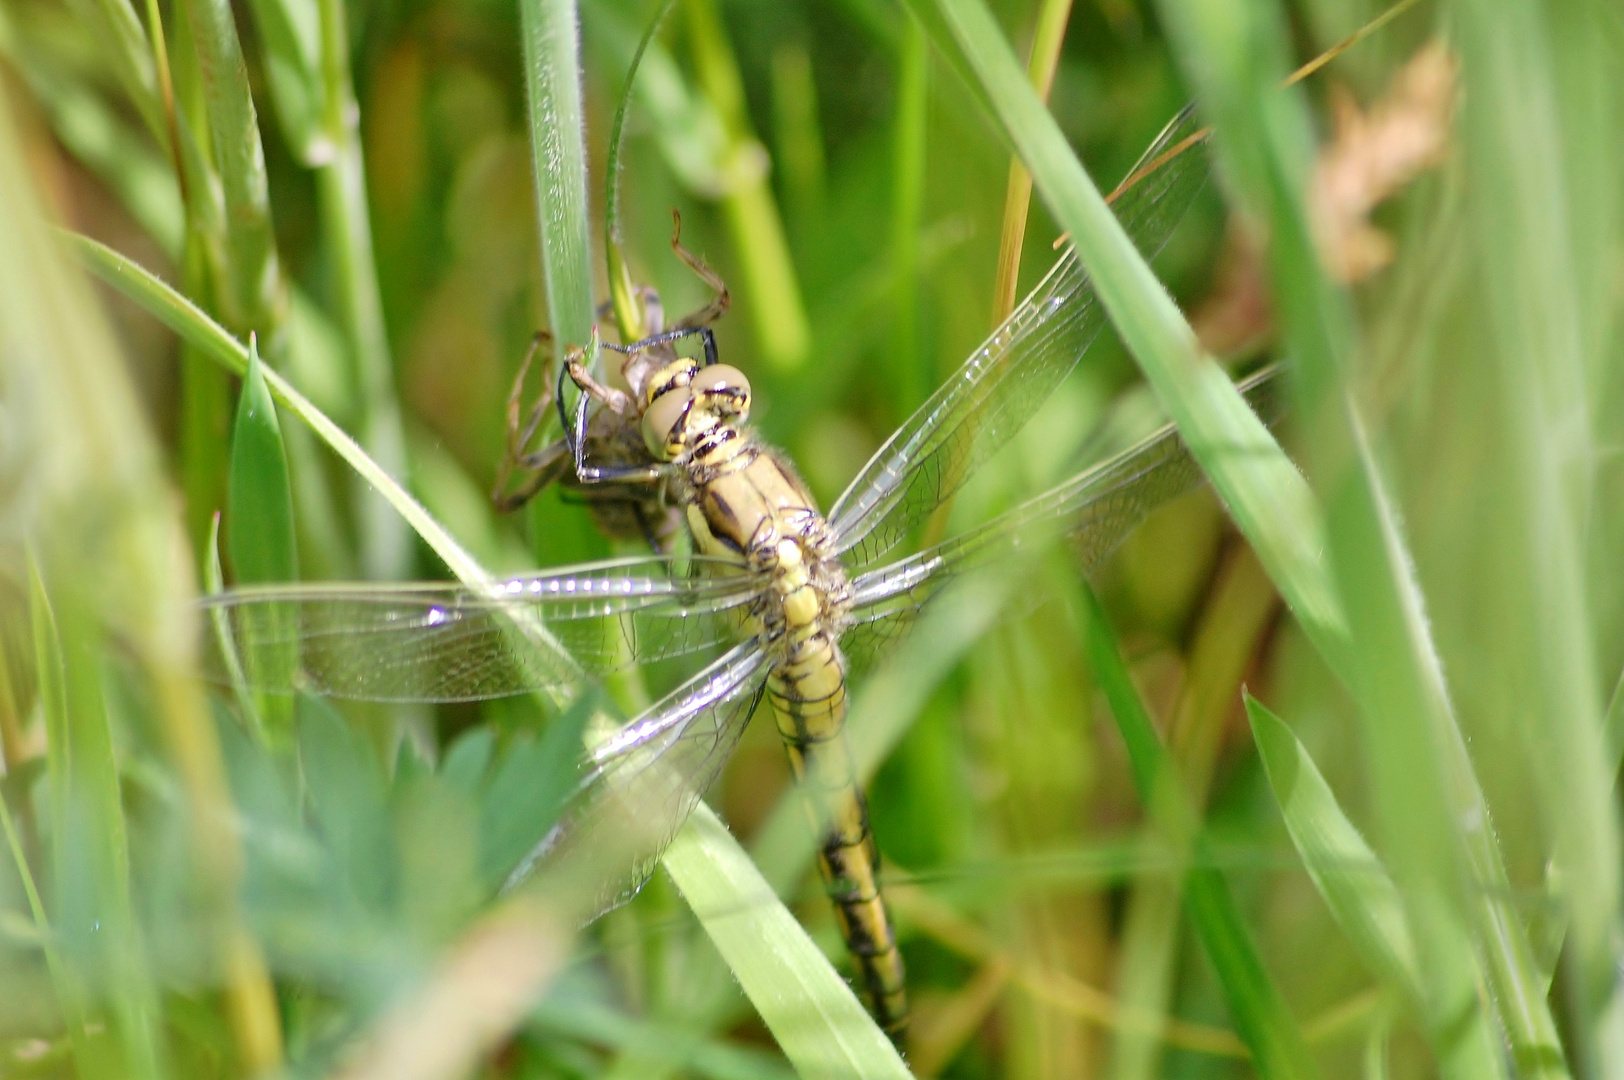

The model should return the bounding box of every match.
[917,0,1343,655]
[1453,0,1622,1053]
[1245,694,1419,995]
[241,0,325,161]
[519,0,594,369]
[313,0,412,580]
[69,234,503,597]
[227,338,299,744]
[179,0,288,344]
[1078,580,1320,1080]
[683,0,810,371]
[1144,0,1572,1070]
[662,803,911,1080]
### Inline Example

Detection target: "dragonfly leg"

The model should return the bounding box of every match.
[669,209,730,331]
[604,325,719,370]
[556,349,671,487]
[492,331,560,512]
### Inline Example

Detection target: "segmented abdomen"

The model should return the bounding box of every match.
[767,632,908,1042]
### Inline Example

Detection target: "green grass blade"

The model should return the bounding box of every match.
[886,18,927,414]
[604,0,676,341]
[227,338,299,744]
[69,234,492,591]
[1110,548,1278,1080]
[662,803,911,1080]
[684,0,810,371]
[917,0,1344,656]
[241,0,325,161]
[519,0,594,369]
[1245,694,1419,996]
[31,562,165,1080]
[1328,422,1531,1080]
[1454,0,1622,1050]
[1142,0,1574,1067]
[65,0,166,144]
[178,0,288,343]
[1078,581,1320,1080]
[313,0,412,580]
[227,338,299,587]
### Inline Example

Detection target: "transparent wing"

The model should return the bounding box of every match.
[505,640,772,915]
[842,367,1286,665]
[201,553,766,702]
[828,105,1211,570]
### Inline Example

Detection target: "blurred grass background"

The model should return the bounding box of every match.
[2,0,1623,1075]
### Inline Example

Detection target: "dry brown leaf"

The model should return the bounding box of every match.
[1311,41,1459,282]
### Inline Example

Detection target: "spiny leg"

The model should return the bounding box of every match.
[605,325,719,369]
[668,209,730,330]
[492,331,557,512]
[556,345,668,487]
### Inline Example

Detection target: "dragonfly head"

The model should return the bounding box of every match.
[642,362,751,460]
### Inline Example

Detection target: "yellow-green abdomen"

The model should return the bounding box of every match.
[768,632,909,1042]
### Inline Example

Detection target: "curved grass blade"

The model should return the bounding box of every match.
[915,0,1342,653]
[70,239,477,587]
[1245,694,1419,996]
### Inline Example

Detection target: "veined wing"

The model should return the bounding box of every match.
[827,104,1211,570]
[841,367,1285,669]
[202,553,766,703]
[504,640,772,914]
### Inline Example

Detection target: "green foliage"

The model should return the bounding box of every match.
[3,0,1623,1076]
[227,338,299,741]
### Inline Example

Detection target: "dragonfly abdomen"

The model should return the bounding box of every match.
[768,636,909,1043]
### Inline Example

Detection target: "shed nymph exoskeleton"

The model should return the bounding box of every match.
[491,212,729,552]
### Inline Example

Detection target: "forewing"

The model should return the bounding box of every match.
[843,367,1287,666]
[828,105,1211,570]
[503,640,772,915]
[202,554,765,702]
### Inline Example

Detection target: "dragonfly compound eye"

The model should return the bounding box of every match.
[690,364,751,421]
[642,384,695,459]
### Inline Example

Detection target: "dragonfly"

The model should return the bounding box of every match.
[203,104,1284,1044]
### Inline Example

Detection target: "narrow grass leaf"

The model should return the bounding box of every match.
[684,0,810,370]
[1133,0,1567,1070]
[1078,580,1320,1080]
[603,0,676,342]
[1454,0,1621,1045]
[1245,694,1420,996]
[917,0,1343,654]
[71,237,479,586]
[663,803,911,1080]
[69,234,584,700]
[313,0,412,580]
[227,338,299,744]
[240,0,325,161]
[519,0,594,369]
[31,562,164,1080]
[178,0,287,342]
[64,0,165,143]
[1329,418,1528,1080]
